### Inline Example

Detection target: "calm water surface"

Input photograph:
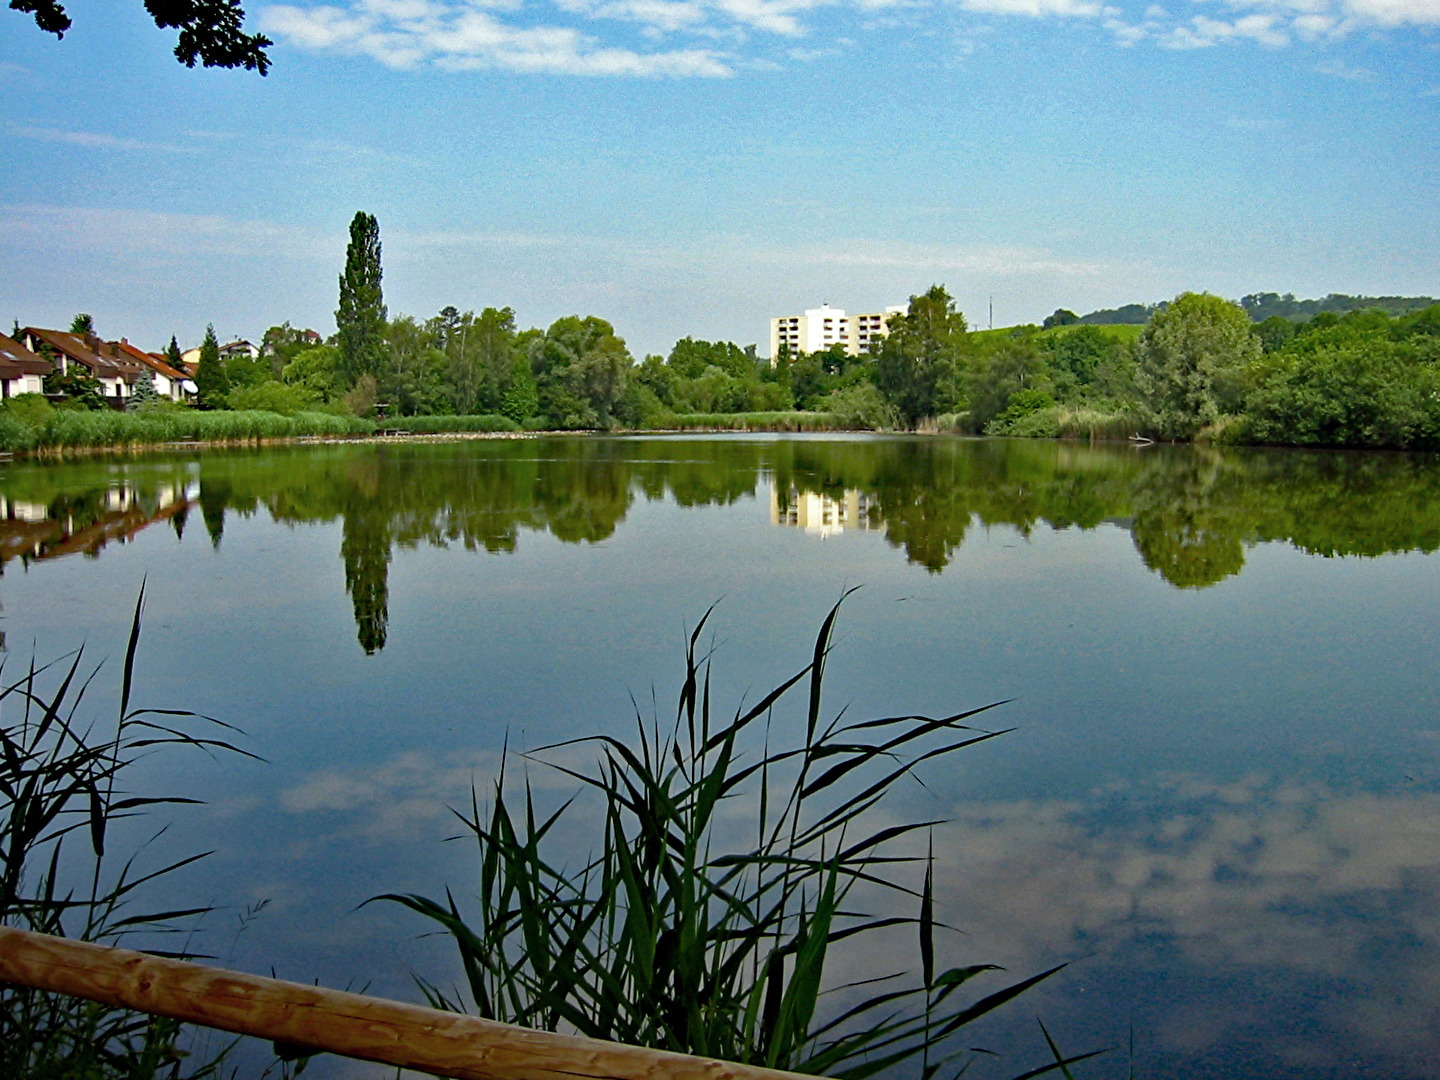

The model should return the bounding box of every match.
[3,435,1439,1079]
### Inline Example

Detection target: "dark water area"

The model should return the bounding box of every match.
[2,435,1438,1079]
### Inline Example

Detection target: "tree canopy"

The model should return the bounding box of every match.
[1138,293,1259,439]
[12,0,272,72]
[875,285,967,425]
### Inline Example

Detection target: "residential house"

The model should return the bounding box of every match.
[110,338,197,403]
[0,333,52,399]
[219,339,260,361]
[21,328,143,407]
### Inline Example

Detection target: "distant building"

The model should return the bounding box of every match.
[769,303,906,361]
[219,339,259,361]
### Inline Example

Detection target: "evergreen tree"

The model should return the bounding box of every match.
[194,324,229,408]
[166,335,184,370]
[127,367,160,411]
[336,211,387,387]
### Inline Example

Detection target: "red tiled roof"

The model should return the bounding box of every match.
[110,339,188,382]
[23,328,129,381]
[0,333,53,378]
[23,328,150,384]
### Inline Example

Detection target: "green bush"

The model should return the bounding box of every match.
[984,389,1057,435]
[0,393,55,426]
[1241,334,1440,449]
[820,384,898,430]
[0,414,38,453]
[226,380,319,416]
[990,405,1060,438]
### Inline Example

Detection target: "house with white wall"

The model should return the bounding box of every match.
[21,328,142,406]
[0,333,52,398]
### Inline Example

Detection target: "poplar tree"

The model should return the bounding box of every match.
[336,211,387,387]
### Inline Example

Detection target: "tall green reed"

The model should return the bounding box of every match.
[381,596,1100,1079]
[0,409,373,454]
[0,584,252,1079]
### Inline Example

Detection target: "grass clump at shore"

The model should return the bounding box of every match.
[985,406,1139,441]
[381,413,520,434]
[381,597,1097,1078]
[667,411,850,432]
[0,586,251,1078]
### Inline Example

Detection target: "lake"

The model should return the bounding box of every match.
[3,434,1438,1080]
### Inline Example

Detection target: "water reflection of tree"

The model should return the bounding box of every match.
[1130,452,1249,588]
[8,439,1440,650]
[198,477,231,548]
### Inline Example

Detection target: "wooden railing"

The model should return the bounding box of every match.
[0,926,816,1080]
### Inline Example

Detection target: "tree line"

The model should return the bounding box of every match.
[17,211,1440,451]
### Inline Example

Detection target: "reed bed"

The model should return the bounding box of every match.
[381,597,1098,1079]
[0,585,251,1078]
[382,414,521,434]
[0,409,373,454]
[989,407,1138,441]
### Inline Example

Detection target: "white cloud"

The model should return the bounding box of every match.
[262,1,734,73]
[1160,12,1291,46]
[258,0,1440,71]
[1315,56,1377,76]
[0,204,336,262]
[960,0,1106,15]
[1342,0,1440,25]
[4,123,187,154]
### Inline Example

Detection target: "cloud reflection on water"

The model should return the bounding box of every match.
[925,770,1440,1072]
[275,738,1440,1073]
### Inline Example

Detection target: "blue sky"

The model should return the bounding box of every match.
[2,0,1437,356]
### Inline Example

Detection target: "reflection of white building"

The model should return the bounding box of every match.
[1,498,48,523]
[770,488,878,539]
[769,303,906,360]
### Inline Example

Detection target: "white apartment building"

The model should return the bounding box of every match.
[769,303,907,360]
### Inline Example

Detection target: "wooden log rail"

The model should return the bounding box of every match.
[0,926,818,1080]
